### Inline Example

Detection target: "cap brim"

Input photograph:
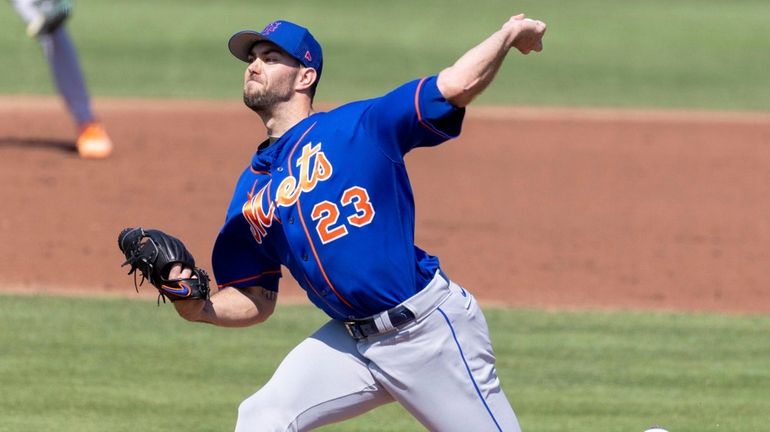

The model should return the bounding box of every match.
[227,30,268,62]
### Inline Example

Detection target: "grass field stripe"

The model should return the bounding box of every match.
[437,307,502,432]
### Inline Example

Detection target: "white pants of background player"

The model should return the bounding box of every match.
[10,0,95,126]
[235,271,521,432]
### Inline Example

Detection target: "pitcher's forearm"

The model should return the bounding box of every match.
[173,285,276,328]
[437,15,546,108]
[437,29,511,107]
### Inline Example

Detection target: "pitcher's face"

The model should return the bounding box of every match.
[243,42,301,112]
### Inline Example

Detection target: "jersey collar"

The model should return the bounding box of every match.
[250,113,322,171]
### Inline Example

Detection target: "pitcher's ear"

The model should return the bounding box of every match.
[296,67,318,91]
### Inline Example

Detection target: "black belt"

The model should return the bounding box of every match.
[343,305,416,340]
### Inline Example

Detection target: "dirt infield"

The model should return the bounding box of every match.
[1,95,768,313]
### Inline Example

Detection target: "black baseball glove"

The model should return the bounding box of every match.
[118,227,210,303]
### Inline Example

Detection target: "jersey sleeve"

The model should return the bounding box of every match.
[211,226,282,291]
[362,75,466,161]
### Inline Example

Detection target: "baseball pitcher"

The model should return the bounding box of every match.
[118,13,546,431]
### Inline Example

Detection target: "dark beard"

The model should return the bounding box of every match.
[243,81,295,113]
[243,90,282,113]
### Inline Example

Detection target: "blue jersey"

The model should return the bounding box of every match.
[212,76,465,320]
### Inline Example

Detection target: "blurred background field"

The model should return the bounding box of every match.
[3,295,770,432]
[1,0,769,110]
[2,1,770,432]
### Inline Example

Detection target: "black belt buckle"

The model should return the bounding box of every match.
[344,321,365,340]
[344,306,416,340]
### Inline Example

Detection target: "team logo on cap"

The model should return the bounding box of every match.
[262,21,282,35]
[305,51,312,62]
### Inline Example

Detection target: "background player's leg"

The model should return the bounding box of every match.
[13,0,112,158]
[362,281,521,432]
[11,0,92,125]
[9,0,37,24]
[235,320,394,432]
[39,27,94,126]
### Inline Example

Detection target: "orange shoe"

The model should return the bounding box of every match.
[77,122,113,159]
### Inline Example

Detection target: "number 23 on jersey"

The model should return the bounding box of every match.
[311,186,375,244]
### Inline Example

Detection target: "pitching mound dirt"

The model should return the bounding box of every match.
[1,96,768,313]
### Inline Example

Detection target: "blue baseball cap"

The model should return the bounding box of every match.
[228,20,323,82]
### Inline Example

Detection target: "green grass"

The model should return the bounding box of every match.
[0,0,768,110]
[1,294,769,431]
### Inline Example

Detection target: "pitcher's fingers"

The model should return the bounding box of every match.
[180,267,193,279]
[168,264,193,280]
[168,263,183,279]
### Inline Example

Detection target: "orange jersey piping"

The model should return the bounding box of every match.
[286,122,355,310]
[414,77,453,139]
[218,270,282,289]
